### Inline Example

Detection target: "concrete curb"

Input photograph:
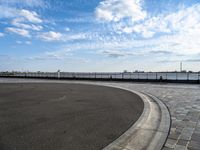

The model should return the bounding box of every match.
[100,86,171,150]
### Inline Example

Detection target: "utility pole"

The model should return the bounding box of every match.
[180,62,182,72]
[57,69,60,79]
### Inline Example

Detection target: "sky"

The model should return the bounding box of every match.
[0,0,200,72]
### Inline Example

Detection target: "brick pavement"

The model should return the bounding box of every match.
[97,82,200,150]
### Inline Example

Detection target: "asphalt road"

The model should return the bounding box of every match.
[0,83,144,150]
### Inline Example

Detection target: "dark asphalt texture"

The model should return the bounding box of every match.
[0,83,144,150]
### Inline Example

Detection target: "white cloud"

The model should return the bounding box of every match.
[100,49,136,58]
[19,9,42,23]
[125,16,171,37]
[58,29,200,60]
[11,18,43,31]
[165,4,200,34]
[0,32,4,37]
[96,9,114,22]
[45,49,72,59]
[64,17,95,23]
[38,31,88,42]
[62,33,87,41]
[16,40,31,44]
[135,4,200,38]
[6,27,30,37]
[0,6,42,23]
[0,5,17,18]
[0,6,43,38]
[16,40,22,44]
[29,48,72,60]
[38,31,62,41]
[25,41,31,44]
[95,0,147,22]
[111,3,200,40]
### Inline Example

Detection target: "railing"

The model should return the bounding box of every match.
[0,72,200,83]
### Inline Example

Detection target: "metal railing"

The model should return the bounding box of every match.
[0,72,200,83]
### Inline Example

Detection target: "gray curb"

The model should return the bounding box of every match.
[100,86,171,150]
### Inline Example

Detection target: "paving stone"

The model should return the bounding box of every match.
[176,122,186,128]
[195,127,200,132]
[197,121,200,127]
[103,82,200,150]
[176,127,183,133]
[179,128,194,140]
[188,147,200,150]
[188,140,200,150]
[168,131,181,140]
[174,145,187,150]
[170,127,176,133]
[185,121,197,128]
[162,146,173,150]
[176,114,186,120]
[190,115,200,122]
[177,139,189,146]
[191,131,200,142]
[165,138,177,148]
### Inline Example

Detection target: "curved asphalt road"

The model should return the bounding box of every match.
[0,83,144,150]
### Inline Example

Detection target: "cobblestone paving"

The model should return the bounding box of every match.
[97,82,200,150]
[0,78,200,150]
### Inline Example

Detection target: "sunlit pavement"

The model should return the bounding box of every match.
[0,78,200,150]
[0,82,143,150]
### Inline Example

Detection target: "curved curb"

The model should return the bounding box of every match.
[100,86,171,150]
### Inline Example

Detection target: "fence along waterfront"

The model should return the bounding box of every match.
[0,72,200,83]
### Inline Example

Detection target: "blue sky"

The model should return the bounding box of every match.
[0,0,200,72]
